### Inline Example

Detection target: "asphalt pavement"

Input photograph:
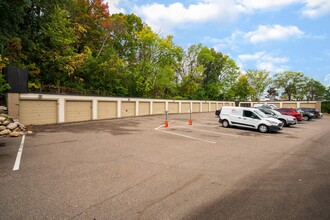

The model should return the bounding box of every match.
[0,113,329,220]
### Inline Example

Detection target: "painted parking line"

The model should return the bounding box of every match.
[13,135,25,171]
[174,125,242,138]
[154,122,216,144]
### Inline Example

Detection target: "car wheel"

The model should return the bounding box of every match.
[279,119,287,127]
[258,124,268,133]
[222,120,229,128]
[303,115,310,121]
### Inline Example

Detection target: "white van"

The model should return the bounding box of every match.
[219,106,283,133]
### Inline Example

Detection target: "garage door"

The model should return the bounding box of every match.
[192,103,200,113]
[168,102,179,114]
[300,103,316,108]
[98,101,117,119]
[65,101,92,122]
[202,103,209,112]
[153,102,166,115]
[139,102,150,116]
[181,102,190,113]
[210,103,217,111]
[121,101,135,117]
[20,100,57,125]
[282,103,297,108]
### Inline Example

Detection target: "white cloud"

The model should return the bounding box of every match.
[104,0,125,14]
[238,51,289,73]
[132,0,329,35]
[245,25,304,44]
[238,0,300,11]
[205,30,245,51]
[208,25,305,51]
[302,0,330,18]
[238,52,266,61]
[133,1,244,34]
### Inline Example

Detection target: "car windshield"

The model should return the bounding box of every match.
[270,109,282,116]
[253,109,268,118]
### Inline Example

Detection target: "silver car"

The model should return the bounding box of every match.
[257,108,297,127]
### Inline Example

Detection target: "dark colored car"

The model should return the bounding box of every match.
[215,109,222,121]
[296,108,315,121]
[299,107,321,118]
[276,108,303,121]
[215,109,221,116]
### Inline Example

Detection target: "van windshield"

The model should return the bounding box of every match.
[253,109,268,118]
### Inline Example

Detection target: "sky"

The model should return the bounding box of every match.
[105,0,330,87]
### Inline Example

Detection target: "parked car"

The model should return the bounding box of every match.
[219,106,283,133]
[215,109,221,117]
[299,107,321,118]
[253,104,278,109]
[276,108,303,121]
[257,108,297,126]
[296,108,315,121]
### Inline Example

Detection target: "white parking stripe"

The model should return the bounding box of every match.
[13,135,25,171]
[155,128,216,144]
[180,126,242,138]
[155,123,216,144]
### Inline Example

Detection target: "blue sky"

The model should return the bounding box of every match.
[105,0,330,86]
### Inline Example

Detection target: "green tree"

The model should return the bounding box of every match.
[246,69,272,101]
[134,26,183,98]
[303,78,326,100]
[34,6,89,91]
[218,59,241,101]
[325,86,330,100]
[232,74,254,101]
[273,71,306,101]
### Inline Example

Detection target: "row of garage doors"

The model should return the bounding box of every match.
[240,102,318,108]
[19,100,221,125]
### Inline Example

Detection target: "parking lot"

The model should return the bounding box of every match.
[1,113,330,219]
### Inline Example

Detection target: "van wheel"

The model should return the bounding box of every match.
[303,115,310,121]
[222,120,229,128]
[258,124,268,133]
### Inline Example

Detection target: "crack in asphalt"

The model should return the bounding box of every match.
[137,174,203,218]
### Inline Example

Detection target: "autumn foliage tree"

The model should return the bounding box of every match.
[0,0,327,101]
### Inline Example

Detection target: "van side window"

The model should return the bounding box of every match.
[243,110,253,118]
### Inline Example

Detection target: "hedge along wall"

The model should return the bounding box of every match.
[7,93,235,125]
[321,101,330,113]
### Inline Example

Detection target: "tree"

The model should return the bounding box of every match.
[324,86,330,101]
[232,74,254,101]
[133,26,183,98]
[273,71,306,101]
[266,87,279,101]
[303,78,326,100]
[246,69,272,101]
[70,0,111,55]
[34,6,89,91]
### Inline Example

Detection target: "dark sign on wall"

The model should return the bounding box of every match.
[5,66,28,93]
